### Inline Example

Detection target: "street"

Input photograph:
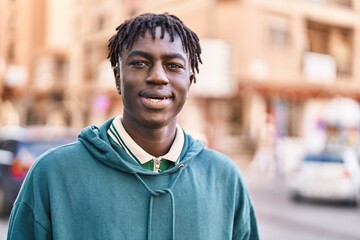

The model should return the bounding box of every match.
[0,218,7,239]
[1,167,360,239]
[244,170,360,240]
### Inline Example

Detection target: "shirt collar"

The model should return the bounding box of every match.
[108,116,184,164]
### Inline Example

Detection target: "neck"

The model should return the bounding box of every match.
[121,117,177,157]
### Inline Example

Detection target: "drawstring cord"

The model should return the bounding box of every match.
[147,189,175,240]
[134,164,184,240]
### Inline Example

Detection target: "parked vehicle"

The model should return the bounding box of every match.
[0,125,78,216]
[287,145,360,206]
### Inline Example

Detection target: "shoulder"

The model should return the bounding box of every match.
[198,148,239,169]
[193,147,246,182]
[17,141,85,199]
[29,141,84,173]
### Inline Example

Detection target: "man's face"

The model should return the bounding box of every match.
[116,28,194,128]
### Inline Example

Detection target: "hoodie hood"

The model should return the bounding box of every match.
[78,118,205,175]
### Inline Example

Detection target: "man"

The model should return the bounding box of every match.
[7,13,259,239]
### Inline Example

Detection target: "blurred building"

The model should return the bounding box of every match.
[1,0,360,157]
[0,0,72,126]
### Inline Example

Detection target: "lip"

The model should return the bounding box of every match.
[140,90,173,110]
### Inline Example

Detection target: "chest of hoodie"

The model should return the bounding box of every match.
[47,140,241,218]
[51,168,237,236]
[41,149,244,240]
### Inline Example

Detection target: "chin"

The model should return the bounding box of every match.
[141,114,175,128]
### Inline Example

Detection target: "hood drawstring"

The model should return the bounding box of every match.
[147,189,175,240]
[134,164,185,240]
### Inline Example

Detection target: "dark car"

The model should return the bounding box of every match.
[0,125,78,216]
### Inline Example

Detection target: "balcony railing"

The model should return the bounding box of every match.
[306,0,352,8]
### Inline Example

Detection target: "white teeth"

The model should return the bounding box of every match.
[149,98,162,102]
[147,97,169,102]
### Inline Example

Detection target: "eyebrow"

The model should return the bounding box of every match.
[127,50,187,63]
[128,51,153,60]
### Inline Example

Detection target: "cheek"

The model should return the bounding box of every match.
[119,69,139,91]
[120,81,136,98]
[175,81,191,102]
[181,78,192,95]
[119,78,137,101]
[173,71,192,88]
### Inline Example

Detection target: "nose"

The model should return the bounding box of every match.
[146,62,169,85]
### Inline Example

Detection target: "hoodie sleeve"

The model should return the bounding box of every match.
[7,202,51,240]
[7,154,53,240]
[233,203,260,240]
[232,179,260,240]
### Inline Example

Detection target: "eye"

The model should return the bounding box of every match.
[130,61,150,68]
[166,63,184,70]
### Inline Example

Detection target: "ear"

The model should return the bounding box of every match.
[186,73,195,99]
[189,73,195,85]
[113,66,121,95]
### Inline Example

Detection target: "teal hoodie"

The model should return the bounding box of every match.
[7,118,259,240]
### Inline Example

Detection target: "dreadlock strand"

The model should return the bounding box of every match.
[124,21,143,50]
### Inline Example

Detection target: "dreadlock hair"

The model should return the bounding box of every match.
[107,12,202,83]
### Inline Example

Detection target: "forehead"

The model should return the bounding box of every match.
[123,28,186,56]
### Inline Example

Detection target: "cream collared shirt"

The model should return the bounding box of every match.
[107,116,184,172]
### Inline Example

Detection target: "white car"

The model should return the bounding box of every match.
[287,146,360,206]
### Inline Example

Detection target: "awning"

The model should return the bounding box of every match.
[237,79,360,101]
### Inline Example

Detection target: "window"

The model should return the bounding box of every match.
[274,99,303,137]
[307,21,353,77]
[54,58,68,84]
[267,15,290,47]
[306,0,352,8]
[216,0,239,2]
[7,43,15,62]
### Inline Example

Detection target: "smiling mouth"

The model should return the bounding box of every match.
[146,97,171,102]
[141,96,172,109]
